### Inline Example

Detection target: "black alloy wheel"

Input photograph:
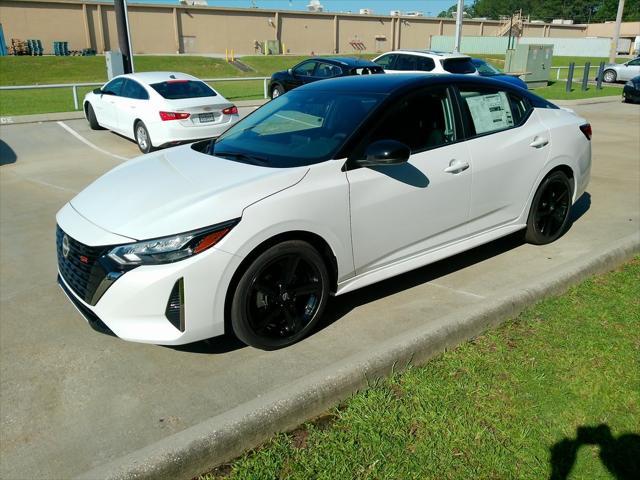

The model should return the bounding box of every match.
[231,240,330,350]
[525,171,573,245]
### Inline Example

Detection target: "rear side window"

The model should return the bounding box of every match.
[416,57,435,72]
[315,63,342,78]
[459,87,530,136]
[395,55,418,71]
[443,58,477,74]
[374,54,396,69]
[121,79,149,100]
[350,66,385,75]
[150,80,216,100]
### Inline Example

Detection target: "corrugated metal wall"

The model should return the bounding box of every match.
[431,35,611,57]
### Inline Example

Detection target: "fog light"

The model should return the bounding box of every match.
[165,278,185,332]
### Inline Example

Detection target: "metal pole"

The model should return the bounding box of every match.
[263,78,268,99]
[566,63,575,92]
[72,85,78,110]
[114,0,134,73]
[596,61,605,89]
[608,0,625,64]
[581,62,591,91]
[453,0,464,53]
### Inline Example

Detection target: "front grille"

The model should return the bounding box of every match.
[56,226,110,305]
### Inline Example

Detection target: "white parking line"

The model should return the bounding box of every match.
[56,121,128,161]
[427,281,486,300]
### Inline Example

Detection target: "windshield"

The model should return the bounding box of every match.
[210,90,384,168]
[472,60,503,76]
[443,58,477,74]
[150,80,217,99]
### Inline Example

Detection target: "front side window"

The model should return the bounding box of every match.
[473,60,502,76]
[150,80,216,100]
[364,87,456,153]
[443,58,477,74]
[458,87,529,136]
[627,58,640,66]
[211,90,384,168]
[293,61,318,77]
[102,77,125,96]
[374,54,397,69]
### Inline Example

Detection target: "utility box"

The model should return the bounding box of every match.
[505,43,553,88]
[105,51,125,79]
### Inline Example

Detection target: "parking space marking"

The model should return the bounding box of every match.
[56,121,128,161]
[427,281,486,300]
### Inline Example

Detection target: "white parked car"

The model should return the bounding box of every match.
[373,50,479,75]
[58,74,591,350]
[83,72,240,153]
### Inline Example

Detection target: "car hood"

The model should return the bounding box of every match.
[70,144,308,240]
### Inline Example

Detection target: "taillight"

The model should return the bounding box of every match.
[159,111,190,121]
[579,123,592,140]
[222,105,238,115]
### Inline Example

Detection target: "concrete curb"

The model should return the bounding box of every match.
[0,99,269,126]
[75,232,640,480]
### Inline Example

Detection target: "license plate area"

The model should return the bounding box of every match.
[198,113,217,123]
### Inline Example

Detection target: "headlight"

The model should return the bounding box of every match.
[107,219,239,266]
[626,80,634,86]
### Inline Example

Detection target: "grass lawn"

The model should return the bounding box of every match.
[200,258,640,480]
[533,81,621,101]
[0,54,627,116]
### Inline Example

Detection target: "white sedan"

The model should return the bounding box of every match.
[83,72,240,153]
[58,74,591,350]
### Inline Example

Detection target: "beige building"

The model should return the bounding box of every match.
[0,0,636,56]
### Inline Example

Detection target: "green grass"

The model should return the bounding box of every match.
[0,54,627,116]
[533,81,621,101]
[200,258,640,480]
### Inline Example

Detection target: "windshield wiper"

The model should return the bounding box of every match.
[214,151,269,166]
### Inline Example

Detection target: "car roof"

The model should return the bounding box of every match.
[309,56,379,67]
[117,71,200,85]
[389,49,471,59]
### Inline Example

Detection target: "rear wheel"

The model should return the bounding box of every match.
[271,84,285,99]
[603,69,617,83]
[86,103,103,130]
[525,171,572,245]
[134,121,154,154]
[230,240,330,350]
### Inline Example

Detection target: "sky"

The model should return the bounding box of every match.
[126,0,459,17]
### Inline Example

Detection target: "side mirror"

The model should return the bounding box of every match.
[288,68,294,76]
[93,88,103,94]
[357,140,410,167]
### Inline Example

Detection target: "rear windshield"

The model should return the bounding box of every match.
[150,80,217,100]
[443,58,477,74]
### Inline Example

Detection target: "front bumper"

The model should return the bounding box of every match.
[56,208,243,345]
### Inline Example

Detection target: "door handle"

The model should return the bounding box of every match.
[444,160,470,174]
[529,136,549,148]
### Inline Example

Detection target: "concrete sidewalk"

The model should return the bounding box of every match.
[1,101,638,480]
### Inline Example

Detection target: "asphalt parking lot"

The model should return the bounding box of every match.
[1,100,639,479]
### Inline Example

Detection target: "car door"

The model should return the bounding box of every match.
[346,85,472,273]
[94,77,125,129]
[456,85,551,233]
[620,58,640,81]
[117,79,150,139]
[285,60,318,90]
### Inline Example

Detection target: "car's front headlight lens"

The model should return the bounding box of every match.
[626,80,634,86]
[107,219,239,266]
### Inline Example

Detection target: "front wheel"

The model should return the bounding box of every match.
[603,69,617,83]
[134,121,154,154]
[230,240,330,350]
[525,171,573,245]
[270,84,285,99]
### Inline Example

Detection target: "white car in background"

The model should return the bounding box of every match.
[373,50,479,75]
[83,72,240,153]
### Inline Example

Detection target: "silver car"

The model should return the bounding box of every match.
[602,57,640,83]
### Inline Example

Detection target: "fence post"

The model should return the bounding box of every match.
[556,67,560,80]
[72,85,79,110]
[596,62,605,90]
[263,78,268,99]
[581,62,591,91]
[566,63,575,92]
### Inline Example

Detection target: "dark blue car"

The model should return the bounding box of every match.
[472,58,528,90]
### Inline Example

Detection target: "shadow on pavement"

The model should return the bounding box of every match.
[0,140,17,165]
[549,424,640,480]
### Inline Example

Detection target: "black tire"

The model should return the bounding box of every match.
[230,240,330,350]
[270,84,285,100]
[525,171,573,245]
[86,103,103,130]
[134,121,154,154]
[603,69,617,83]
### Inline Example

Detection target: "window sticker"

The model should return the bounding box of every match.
[465,91,514,134]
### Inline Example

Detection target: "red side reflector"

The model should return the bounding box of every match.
[222,105,238,115]
[193,228,231,254]
[159,111,190,121]
[579,123,592,140]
